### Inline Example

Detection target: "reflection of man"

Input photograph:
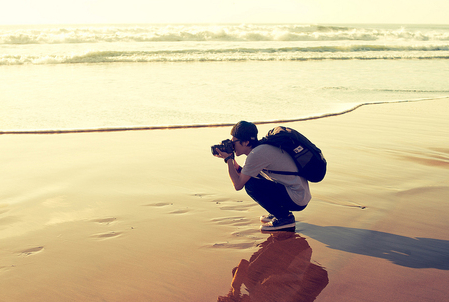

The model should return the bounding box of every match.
[217,232,329,302]
[215,121,311,231]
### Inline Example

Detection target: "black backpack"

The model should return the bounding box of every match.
[259,126,327,182]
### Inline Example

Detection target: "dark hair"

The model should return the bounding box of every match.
[231,121,259,147]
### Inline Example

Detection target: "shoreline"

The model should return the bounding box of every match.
[1,98,448,301]
[1,96,447,135]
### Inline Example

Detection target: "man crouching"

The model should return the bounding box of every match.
[214,121,311,231]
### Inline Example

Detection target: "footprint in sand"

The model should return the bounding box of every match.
[144,202,190,214]
[19,246,44,256]
[204,227,262,250]
[191,193,214,198]
[211,198,229,203]
[231,228,262,238]
[207,216,263,250]
[211,216,252,227]
[0,265,16,274]
[143,202,172,207]
[211,199,258,212]
[90,217,117,224]
[169,208,190,214]
[90,231,122,240]
[218,203,258,212]
[194,194,256,212]
[205,229,262,249]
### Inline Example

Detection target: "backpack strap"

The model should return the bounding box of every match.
[263,169,301,176]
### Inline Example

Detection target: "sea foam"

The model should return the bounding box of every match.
[2,24,449,65]
[1,24,449,44]
[2,46,449,65]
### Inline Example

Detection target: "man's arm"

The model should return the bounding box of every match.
[227,158,251,191]
[215,148,251,191]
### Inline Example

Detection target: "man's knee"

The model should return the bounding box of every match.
[244,177,259,194]
[244,177,273,201]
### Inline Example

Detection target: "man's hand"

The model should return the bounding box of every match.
[214,148,233,160]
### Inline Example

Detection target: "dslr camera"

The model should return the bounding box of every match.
[211,139,234,156]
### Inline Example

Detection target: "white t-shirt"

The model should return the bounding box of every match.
[241,144,311,206]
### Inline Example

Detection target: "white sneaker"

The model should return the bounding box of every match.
[260,214,296,231]
[260,214,275,223]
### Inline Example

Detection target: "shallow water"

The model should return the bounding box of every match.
[1,24,448,132]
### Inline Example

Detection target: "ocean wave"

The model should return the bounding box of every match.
[1,97,447,135]
[1,24,449,44]
[2,46,449,65]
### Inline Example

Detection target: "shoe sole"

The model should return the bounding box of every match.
[260,222,296,231]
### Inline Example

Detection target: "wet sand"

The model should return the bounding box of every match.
[0,98,448,301]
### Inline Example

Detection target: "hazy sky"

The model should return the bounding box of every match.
[2,0,448,25]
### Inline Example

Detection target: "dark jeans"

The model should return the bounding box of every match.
[244,177,307,219]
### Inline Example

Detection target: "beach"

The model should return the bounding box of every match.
[1,97,448,301]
